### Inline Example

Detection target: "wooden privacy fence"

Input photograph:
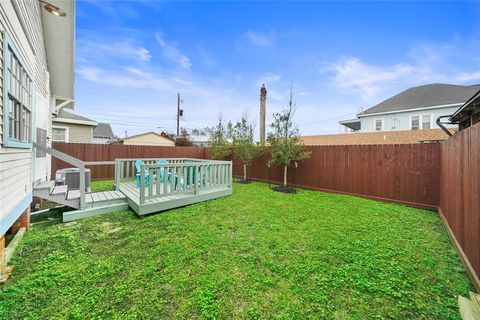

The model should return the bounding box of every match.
[52,143,210,180]
[53,142,440,209]
[439,124,480,289]
[233,144,440,210]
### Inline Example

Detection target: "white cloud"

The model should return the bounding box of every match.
[454,71,480,82]
[258,74,281,86]
[77,66,171,90]
[79,40,151,62]
[243,30,274,47]
[323,57,415,100]
[323,49,480,101]
[155,33,191,69]
[197,47,216,67]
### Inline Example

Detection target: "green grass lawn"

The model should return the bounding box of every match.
[0,181,472,319]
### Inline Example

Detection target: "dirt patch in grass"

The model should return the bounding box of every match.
[272,184,297,193]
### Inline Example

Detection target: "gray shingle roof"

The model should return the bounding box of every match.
[93,123,117,139]
[359,84,480,116]
[56,109,96,122]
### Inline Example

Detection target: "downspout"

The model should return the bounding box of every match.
[436,115,454,137]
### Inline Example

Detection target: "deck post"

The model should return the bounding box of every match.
[114,160,120,191]
[140,165,145,205]
[79,165,86,210]
[229,161,233,187]
[194,165,199,195]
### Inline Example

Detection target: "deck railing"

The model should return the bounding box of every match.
[114,158,233,205]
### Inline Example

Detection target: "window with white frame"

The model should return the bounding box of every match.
[422,115,431,129]
[52,127,68,142]
[375,119,383,131]
[411,115,420,130]
[4,33,33,147]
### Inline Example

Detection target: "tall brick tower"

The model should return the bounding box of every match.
[260,84,267,146]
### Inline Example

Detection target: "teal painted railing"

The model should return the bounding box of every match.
[114,158,232,205]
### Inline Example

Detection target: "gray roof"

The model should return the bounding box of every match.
[359,83,480,116]
[93,123,117,139]
[56,109,96,123]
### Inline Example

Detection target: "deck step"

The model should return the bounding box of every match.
[34,180,55,193]
[67,189,81,200]
[470,292,480,315]
[459,292,480,320]
[51,185,68,196]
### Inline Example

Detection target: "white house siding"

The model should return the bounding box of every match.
[0,0,50,234]
[359,106,460,132]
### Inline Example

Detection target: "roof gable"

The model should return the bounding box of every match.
[121,131,172,142]
[93,123,117,139]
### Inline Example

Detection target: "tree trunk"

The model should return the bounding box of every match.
[243,163,247,181]
[283,165,288,187]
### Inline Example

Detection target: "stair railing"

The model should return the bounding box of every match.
[32,142,86,210]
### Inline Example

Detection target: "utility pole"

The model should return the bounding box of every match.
[260,84,267,146]
[176,93,184,136]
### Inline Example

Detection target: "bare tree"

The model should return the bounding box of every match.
[267,84,311,190]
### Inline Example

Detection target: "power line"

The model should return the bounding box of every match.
[301,112,357,127]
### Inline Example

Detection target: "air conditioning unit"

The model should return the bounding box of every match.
[55,168,91,191]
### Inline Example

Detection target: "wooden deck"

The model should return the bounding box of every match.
[119,182,233,215]
[63,158,234,221]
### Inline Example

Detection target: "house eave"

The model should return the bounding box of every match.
[357,103,463,118]
[41,0,75,109]
[450,90,480,122]
[53,118,98,127]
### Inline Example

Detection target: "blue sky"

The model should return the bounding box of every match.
[75,0,480,137]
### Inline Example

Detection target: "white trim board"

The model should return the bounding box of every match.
[53,118,98,126]
[357,103,463,118]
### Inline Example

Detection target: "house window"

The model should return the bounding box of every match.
[3,32,33,148]
[422,115,431,129]
[375,119,383,131]
[52,127,68,142]
[411,116,420,130]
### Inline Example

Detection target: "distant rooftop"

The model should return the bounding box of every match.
[93,123,117,139]
[359,83,480,116]
[301,129,456,146]
[54,109,97,126]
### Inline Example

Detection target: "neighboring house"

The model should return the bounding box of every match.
[118,131,175,146]
[301,129,455,146]
[93,122,118,144]
[172,133,209,147]
[188,133,209,147]
[449,89,480,131]
[0,1,75,249]
[340,83,480,132]
[52,109,97,143]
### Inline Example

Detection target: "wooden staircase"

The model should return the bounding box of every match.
[33,181,81,209]
[459,292,480,320]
